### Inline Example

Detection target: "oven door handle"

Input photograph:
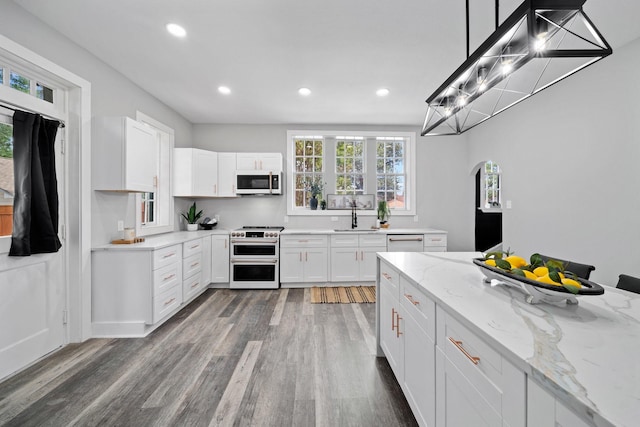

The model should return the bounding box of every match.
[231,259,278,264]
[231,239,279,244]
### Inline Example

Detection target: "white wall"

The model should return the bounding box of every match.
[190,124,473,251]
[0,1,194,245]
[467,37,640,286]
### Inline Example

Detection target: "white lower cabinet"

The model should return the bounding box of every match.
[92,244,183,337]
[201,235,212,285]
[436,308,525,427]
[331,234,386,282]
[211,234,230,283]
[527,378,591,427]
[378,258,524,427]
[378,260,436,427]
[280,235,328,284]
[182,238,205,302]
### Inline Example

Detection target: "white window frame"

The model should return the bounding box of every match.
[480,160,502,213]
[286,130,416,216]
[134,111,174,237]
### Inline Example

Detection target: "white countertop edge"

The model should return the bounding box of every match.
[280,228,447,235]
[92,229,231,251]
[377,251,638,427]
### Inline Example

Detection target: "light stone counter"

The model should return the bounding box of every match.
[92,229,231,251]
[280,228,446,235]
[378,251,639,427]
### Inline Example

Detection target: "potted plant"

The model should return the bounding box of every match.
[308,179,324,210]
[181,202,203,231]
[377,200,390,228]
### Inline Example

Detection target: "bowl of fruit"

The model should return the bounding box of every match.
[473,252,604,305]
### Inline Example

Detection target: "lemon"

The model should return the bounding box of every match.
[504,255,527,269]
[533,266,549,277]
[523,270,537,280]
[485,259,497,267]
[561,278,582,289]
[536,274,562,286]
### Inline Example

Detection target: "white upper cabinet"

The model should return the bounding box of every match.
[217,152,237,197]
[173,148,218,197]
[93,117,159,192]
[236,152,282,172]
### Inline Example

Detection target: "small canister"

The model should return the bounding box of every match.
[124,227,135,241]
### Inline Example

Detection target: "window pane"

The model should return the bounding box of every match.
[335,138,365,195]
[0,121,14,237]
[293,137,324,208]
[36,83,54,103]
[376,139,406,210]
[0,67,3,84]
[10,71,30,93]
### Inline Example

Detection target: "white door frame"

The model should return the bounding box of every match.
[0,34,92,344]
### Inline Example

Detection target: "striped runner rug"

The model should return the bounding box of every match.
[310,286,376,304]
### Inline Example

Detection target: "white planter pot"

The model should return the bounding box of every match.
[186,223,198,231]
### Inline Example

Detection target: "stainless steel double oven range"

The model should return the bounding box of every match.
[230,226,283,289]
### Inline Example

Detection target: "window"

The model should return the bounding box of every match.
[1,66,55,104]
[36,83,54,103]
[0,114,13,237]
[293,136,324,208]
[376,137,406,209]
[9,71,29,94]
[134,112,174,237]
[484,160,501,209]
[335,137,364,195]
[140,192,155,226]
[287,130,416,216]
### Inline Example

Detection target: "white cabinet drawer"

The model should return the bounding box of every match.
[153,244,182,270]
[424,233,447,247]
[183,238,203,257]
[153,284,182,323]
[437,307,524,421]
[400,277,435,340]
[379,260,400,296]
[183,252,202,279]
[153,262,182,295]
[183,271,203,301]
[359,234,387,247]
[330,234,359,247]
[280,235,328,247]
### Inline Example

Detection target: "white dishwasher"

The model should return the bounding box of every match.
[386,234,424,252]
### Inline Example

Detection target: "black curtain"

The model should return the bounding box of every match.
[9,111,61,256]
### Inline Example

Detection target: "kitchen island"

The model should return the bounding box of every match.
[377,251,639,427]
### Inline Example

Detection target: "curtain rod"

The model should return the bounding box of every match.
[0,101,66,128]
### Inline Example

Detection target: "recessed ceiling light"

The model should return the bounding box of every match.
[376,88,390,97]
[166,23,187,38]
[218,86,231,95]
[298,87,311,96]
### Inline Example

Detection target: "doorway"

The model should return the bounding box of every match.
[474,166,502,252]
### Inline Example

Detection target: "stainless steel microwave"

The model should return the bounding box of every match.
[235,171,282,195]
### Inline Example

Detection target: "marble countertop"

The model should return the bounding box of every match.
[378,251,639,427]
[281,228,447,235]
[92,229,231,251]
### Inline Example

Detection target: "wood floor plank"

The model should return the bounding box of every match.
[0,288,418,427]
[268,287,288,325]
[351,303,377,355]
[209,340,262,427]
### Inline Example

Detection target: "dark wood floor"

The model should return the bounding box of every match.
[0,288,417,427]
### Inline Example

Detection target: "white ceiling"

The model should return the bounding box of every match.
[12,0,640,126]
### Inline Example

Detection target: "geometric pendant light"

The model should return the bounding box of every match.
[421,0,612,136]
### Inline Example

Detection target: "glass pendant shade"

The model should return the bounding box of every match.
[421,0,611,136]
